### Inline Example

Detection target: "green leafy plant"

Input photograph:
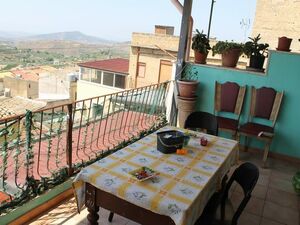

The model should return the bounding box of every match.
[244,34,269,58]
[181,66,199,80]
[212,41,244,56]
[191,29,211,54]
[292,172,300,195]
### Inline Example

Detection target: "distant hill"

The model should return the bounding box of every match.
[0,31,32,39]
[25,31,114,45]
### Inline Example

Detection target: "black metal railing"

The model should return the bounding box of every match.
[0,81,170,214]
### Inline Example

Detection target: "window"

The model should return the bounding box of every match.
[115,74,126,89]
[138,62,146,78]
[81,68,90,81]
[103,72,114,86]
[91,70,102,84]
[82,68,126,89]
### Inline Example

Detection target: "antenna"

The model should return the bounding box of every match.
[240,18,251,42]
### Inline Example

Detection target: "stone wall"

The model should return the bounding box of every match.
[252,0,300,52]
[3,76,39,99]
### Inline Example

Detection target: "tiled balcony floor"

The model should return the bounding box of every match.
[28,151,300,225]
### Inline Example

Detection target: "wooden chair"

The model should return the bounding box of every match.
[214,81,246,140]
[195,162,259,225]
[238,86,284,167]
[184,111,218,136]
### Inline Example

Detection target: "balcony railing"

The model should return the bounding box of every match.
[0,81,170,214]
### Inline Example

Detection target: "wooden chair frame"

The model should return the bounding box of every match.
[214,81,246,139]
[238,86,284,167]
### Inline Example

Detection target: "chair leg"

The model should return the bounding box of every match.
[221,198,226,222]
[232,132,237,141]
[108,211,114,222]
[244,136,249,152]
[262,141,271,168]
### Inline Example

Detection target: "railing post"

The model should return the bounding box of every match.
[66,103,74,176]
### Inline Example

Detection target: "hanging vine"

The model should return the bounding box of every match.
[25,110,35,178]
[55,112,65,167]
[13,119,23,192]
[0,123,9,193]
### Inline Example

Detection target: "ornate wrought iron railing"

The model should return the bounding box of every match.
[0,81,170,214]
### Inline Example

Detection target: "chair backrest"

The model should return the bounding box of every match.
[184,111,218,136]
[223,162,259,225]
[215,81,246,118]
[249,86,284,126]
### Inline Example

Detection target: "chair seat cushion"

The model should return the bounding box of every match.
[217,116,239,131]
[239,122,274,136]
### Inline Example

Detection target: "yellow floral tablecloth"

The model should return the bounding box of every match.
[73,126,238,225]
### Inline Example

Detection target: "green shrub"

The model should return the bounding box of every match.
[212,41,244,56]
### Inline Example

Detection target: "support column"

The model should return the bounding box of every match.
[170,0,193,126]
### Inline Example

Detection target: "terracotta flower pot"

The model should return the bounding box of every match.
[194,50,208,64]
[277,36,292,51]
[177,96,197,128]
[221,48,241,68]
[177,80,199,98]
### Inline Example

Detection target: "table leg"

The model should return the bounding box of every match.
[86,183,99,225]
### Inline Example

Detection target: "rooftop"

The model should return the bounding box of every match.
[0,96,46,119]
[77,58,129,74]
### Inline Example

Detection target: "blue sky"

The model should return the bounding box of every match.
[0,0,257,42]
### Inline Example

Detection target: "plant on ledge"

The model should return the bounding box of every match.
[212,41,244,68]
[191,29,211,64]
[292,171,300,195]
[244,34,269,71]
[176,67,199,128]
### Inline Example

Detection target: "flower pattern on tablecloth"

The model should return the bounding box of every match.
[73,125,238,225]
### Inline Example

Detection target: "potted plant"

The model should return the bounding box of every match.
[277,36,292,51]
[292,171,300,195]
[212,41,244,67]
[244,34,269,71]
[177,68,199,98]
[192,29,211,64]
[176,68,199,127]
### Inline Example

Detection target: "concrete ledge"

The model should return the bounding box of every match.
[0,179,73,225]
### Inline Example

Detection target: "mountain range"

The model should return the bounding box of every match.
[0,31,115,44]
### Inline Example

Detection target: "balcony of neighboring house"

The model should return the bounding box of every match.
[77,58,130,101]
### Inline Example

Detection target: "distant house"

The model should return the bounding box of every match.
[77,58,129,100]
[2,66,78,106]
[129,25,178,88]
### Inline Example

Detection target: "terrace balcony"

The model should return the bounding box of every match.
[1,49,300,224]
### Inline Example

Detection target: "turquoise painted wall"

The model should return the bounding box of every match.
[184,50,300,159]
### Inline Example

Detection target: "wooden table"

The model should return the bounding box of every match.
[85,182,175,225]
[73,126,238,225]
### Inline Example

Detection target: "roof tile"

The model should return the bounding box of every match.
[78,58,129,74]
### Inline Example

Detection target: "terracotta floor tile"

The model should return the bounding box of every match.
[266,187,299,210]
[230,192,264,216]
[235,183,267,200]
[271,170,295,181]
[269,177,296,194]
[237,212,261,225]
[263,201,299,225]
[259,167,272,176]
[257,174,270,187]
[260,217,286,225]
